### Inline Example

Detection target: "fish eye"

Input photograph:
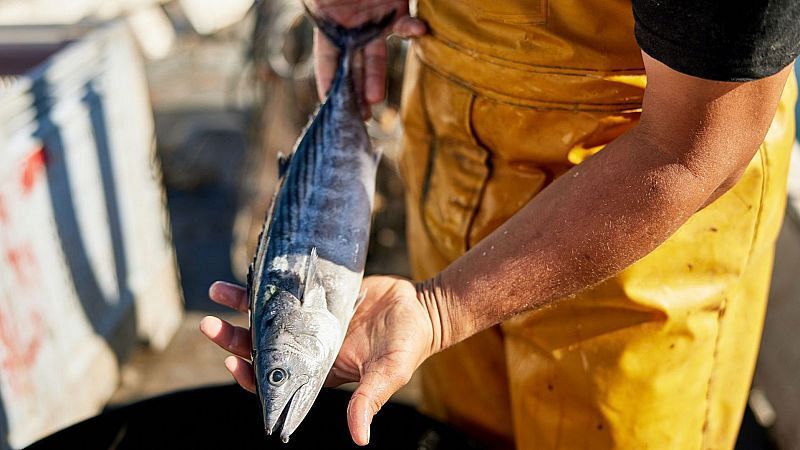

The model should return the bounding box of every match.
[269,368,287,386]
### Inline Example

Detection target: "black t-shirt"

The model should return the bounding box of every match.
[633,0,800,81]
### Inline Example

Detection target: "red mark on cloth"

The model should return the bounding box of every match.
[0,305,44,396]
[6,245,37,286]
[0,195,6,223]
[21,147,47,194]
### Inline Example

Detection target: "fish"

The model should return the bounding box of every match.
[247,8,396,443]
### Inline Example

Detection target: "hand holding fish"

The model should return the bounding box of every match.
[200,276,437,446]
[307,0,426,106]
[199,6,429,445]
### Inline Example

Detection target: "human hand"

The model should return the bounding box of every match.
[200,275,437,446]
[306,0,426,107]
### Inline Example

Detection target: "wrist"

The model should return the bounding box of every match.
[415,274,461,354]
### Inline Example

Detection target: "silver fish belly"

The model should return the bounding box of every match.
[247,10,395,443]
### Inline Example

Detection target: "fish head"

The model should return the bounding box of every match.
[252,286,340,442]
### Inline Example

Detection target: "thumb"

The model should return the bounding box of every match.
[347,365,410,446]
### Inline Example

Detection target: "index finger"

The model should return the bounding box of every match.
[209,281,248,313]
[363,39,387,104]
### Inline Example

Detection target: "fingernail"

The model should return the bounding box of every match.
[224,356,237,372]
[363,409,371,444]
[200,316,221,335]
[199,316,211,333]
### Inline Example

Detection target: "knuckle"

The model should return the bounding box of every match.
[228,331,241,352]
[353,391,383,414]
[390,371,411,387]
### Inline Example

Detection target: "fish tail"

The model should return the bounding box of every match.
[305,7,396,55]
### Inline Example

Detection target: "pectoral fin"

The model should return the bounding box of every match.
[300,247,320,303]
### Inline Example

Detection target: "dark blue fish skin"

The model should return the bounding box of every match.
[247,10,395,443]
[259,52,374,296]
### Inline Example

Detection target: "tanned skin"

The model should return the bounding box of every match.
[421,54,792,352]
[200,2,793,445]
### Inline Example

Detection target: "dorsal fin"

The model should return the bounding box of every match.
[277,152,291,178]
[300,247,319,302]
[246,262,253,297]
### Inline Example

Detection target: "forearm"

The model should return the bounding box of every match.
[413,54,790,354]
[416,126,749,351]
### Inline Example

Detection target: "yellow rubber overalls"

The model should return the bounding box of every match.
[397,1,797,449]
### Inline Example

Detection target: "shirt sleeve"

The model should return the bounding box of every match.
[632,0,800,81]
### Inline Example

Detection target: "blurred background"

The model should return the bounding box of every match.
[0,1,797,449]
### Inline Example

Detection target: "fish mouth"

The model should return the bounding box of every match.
[265,381,319,443]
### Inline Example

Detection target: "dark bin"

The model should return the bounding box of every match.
[25,384,484,450]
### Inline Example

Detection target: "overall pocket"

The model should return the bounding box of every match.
[417,67,491,259]
[421,138,490,257]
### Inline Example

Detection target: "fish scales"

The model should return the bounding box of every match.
[247,9,396,443]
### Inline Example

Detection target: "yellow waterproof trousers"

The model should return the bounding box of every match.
[398,1,797,449]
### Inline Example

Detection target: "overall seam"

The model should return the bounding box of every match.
[417,64,439,245]
[463,94,492,251]
[418,57,644,112]
[699,145,769,449]
[424,31,644,74]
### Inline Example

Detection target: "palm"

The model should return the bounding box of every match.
[328,276,431,386]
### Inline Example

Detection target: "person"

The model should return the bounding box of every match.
[200,0,800,448]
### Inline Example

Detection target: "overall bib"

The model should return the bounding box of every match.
[398,0,797,449]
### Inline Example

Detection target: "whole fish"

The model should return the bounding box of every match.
[247,9,395,443]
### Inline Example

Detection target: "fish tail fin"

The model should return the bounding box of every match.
[305,7,396,55]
